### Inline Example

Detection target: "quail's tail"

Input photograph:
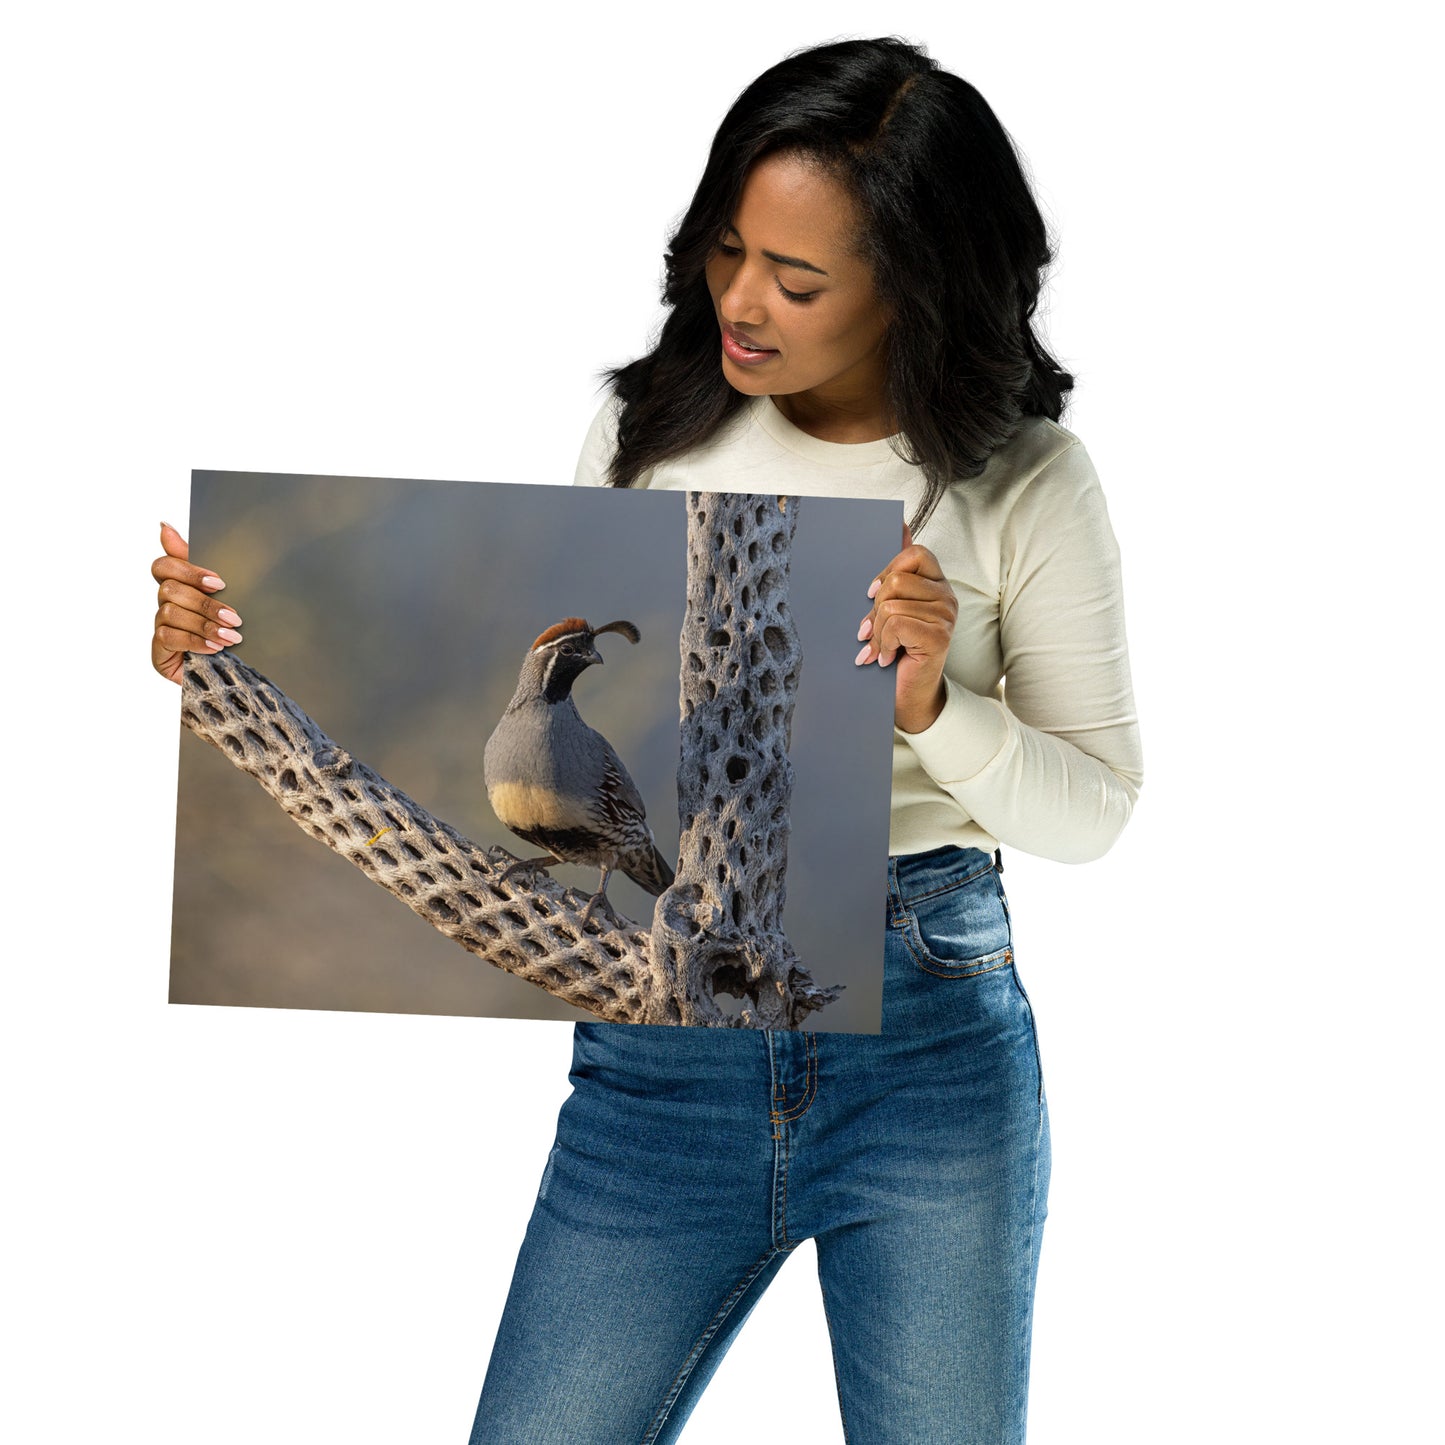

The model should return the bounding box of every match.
[624,843,675,897]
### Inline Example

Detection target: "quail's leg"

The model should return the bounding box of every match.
[579,867,613,929]
[498,852,562,886]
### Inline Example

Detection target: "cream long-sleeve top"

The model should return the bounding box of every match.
[574,394,1143,864]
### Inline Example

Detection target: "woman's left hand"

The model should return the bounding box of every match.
[856,523,958,734]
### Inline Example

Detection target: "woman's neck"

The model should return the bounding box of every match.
[770,389,896,445]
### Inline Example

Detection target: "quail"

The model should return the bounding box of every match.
[484,617,675,927]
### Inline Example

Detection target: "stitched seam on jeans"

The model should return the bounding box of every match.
[1013,967,1045,1110]
[641,1246,786,1445]
[775,1036,815,1248]
[897,859,995,906]
[775,1031,818,1122]
[768,1033,785,1140]
[778,1118,792,1247]
[767,1037,789,1246]
[1015,1090,1047,1443]
[815,1264,854,1445]
[901,925,1013,979]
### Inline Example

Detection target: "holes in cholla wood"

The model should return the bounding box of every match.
[668,494,804,1019]
[182,638,662,1022]
[429,896,461,925]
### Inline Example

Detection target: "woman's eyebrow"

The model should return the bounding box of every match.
[723,225,829,276]
[763,249,828,276]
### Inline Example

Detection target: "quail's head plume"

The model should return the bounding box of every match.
[484,617,674,927]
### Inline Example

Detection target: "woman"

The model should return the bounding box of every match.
[153,37,1141,1444]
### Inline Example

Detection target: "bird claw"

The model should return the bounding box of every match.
[578,889,616,930]
[497,854,556,886]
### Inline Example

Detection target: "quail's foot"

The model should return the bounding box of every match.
[579,891,611,930]
[497,853,559,886]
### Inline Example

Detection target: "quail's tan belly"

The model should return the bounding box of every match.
[487,779,594,833]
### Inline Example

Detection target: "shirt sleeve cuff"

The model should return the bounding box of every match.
[897,675,1011,785]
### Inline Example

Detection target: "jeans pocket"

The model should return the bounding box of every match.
[900,864,1014,979]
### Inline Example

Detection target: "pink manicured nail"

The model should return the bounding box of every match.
[217,627,243,644]
[867,578,881,598]
[201,575,225,590]
[857,618,873,642]
[204,639,224,651]
[854,644,873,665]
[217,607,242,626]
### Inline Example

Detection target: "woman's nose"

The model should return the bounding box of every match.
[720,265,768,327]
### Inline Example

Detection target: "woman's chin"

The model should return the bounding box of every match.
[721,359,780,396]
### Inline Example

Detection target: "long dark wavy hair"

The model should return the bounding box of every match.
[604,37,1073,531]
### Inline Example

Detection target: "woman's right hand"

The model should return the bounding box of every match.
[151,522,243,684]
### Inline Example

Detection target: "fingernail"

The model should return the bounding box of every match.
[204,640,224,651]
[217,607,242,626]
[854,644,872,665]
[201,575,225,590]
[217,627,243,644]
[867,578,881,598]
[857,618,873,642]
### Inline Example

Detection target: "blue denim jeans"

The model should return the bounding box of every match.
[470,846,1050,1443]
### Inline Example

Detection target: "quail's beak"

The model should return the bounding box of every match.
[586,645,604,667]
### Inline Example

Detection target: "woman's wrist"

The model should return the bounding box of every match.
[895,681,947,735]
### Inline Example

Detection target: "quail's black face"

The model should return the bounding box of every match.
[536,634,603,703]
[518,618,638,707]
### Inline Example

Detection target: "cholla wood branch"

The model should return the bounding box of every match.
[179,653,666,1023]
[652,493,841,1027]
[178,490,842,1028]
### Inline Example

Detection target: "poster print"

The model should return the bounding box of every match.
[171,473,898,1032]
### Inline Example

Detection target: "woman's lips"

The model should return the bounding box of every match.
[721,324,779,366]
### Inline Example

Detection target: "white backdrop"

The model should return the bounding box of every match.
[4,2,1438,1440]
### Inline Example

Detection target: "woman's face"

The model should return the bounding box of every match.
[704,152,891,430]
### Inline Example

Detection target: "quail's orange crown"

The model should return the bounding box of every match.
[531,618,590,651]
[530,618,642,651]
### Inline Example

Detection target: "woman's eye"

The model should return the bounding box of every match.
[776,279,818,304]
[716,241,742,257]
